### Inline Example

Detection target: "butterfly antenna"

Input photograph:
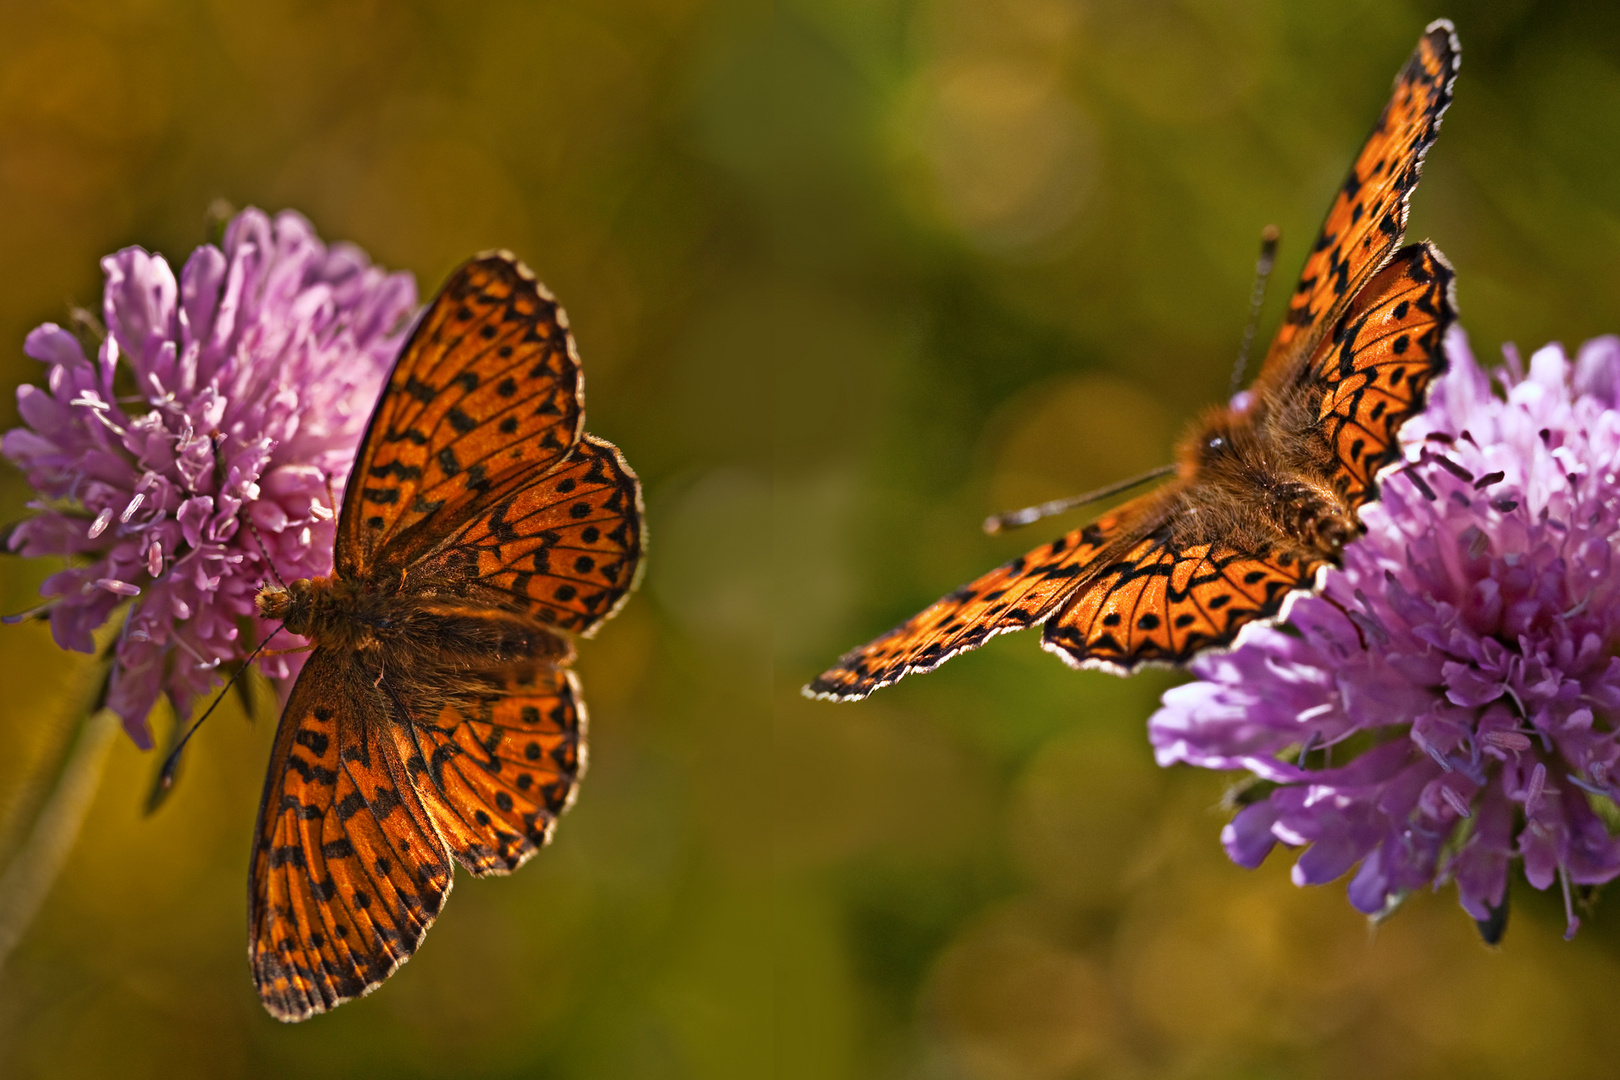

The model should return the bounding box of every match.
[1229,224,1281,397]
[983,464,1178,535]
[151,624,282,803]
[242,518,288,590]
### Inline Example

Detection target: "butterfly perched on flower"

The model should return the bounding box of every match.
[807,21,1459,701]
[248,253,643,1021]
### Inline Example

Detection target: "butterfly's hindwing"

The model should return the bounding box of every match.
[1042,541,1322,670]
[805,497,1172,700]
[424,434,645,635]
[338,255,584,575]
[1262,20,1457,374]
[250,652,454,1023]
[1306,242,1454,506]
[387,665,585,877]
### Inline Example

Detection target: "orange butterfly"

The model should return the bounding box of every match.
[807,22,1459,701]
[249,254,643,1021]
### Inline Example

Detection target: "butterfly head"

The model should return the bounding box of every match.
[256,578,316,637]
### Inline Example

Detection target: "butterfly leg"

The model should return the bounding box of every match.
[260,643,317,658]
[1318,591,1368,651]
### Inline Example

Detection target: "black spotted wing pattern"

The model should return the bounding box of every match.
[1299,242,1455,507]
[1263,20,1457,373]
[249,653,454,1023]
[424,434,645,635]
[1041,539,1323,670]
[385,664,585,877]
[339,254,584,576]
[805,495,1173,700]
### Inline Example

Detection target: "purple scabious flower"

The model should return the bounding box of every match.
[1150,326,1620,938]
[4,209,416,749]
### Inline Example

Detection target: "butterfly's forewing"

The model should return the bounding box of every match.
[1302,242,1454,507]
[806,494,1177,700]
[250,653,455,1022]
[426,434,645,635]
[338,254,584,577]
[1262,20,1457,374]
[1042,540,1323,671]
[385,664,585,877]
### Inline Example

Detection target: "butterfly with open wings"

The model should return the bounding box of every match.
[248,253,644,1021]
[807,21,1459,701]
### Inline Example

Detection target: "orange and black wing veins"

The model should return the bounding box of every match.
[385,664,585,876]
[337,253,585,576]
[1302,242,1454,507]
[1262,20,1457,374]
[804,494,1173,700]
[428,434,644,635]
[250,653,455,1022]
[1042,538,1322,670]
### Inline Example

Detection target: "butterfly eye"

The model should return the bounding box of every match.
[1204,435,1228,457]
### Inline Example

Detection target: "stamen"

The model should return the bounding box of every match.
[1565,773,1614,798]
[1403,466,1437,501]
[87,508,113,539]
[0,599,57,625]
[1472,470,1505,489]
[1425,451,1474,482]
[1440,785,1472,818]
[1482,730,1531,752]
[94,578,141,597]
[1423,742,1454,773]
[1524,761,1547,815]
[170,634,220,671]
[1502,683,1527,718]
[119,492,144,523]
[1559,864,1580,941]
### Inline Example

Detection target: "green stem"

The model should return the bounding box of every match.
[0,708,119,974]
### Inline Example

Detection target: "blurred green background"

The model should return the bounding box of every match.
[2,1,1620,1077]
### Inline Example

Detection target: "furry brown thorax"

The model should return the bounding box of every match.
[1173,394,1359,564]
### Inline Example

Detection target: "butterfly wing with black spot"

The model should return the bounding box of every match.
[1297,242,1455,507]
[418,433,644,635]
[1041,539,1323,670]
[804,490,1180,700]
[338,253,584,577]
[1262,20,1457,374]
[249,652,455,1022]
[383,664,586,877]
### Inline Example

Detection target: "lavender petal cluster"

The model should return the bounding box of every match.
[1150,328,1620,937]
[4,209,416,748]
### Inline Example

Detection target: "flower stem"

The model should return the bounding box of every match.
[0,706,119,974]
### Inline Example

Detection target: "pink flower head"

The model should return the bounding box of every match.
[1150,327,1620,939]
[4,209,416,748]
